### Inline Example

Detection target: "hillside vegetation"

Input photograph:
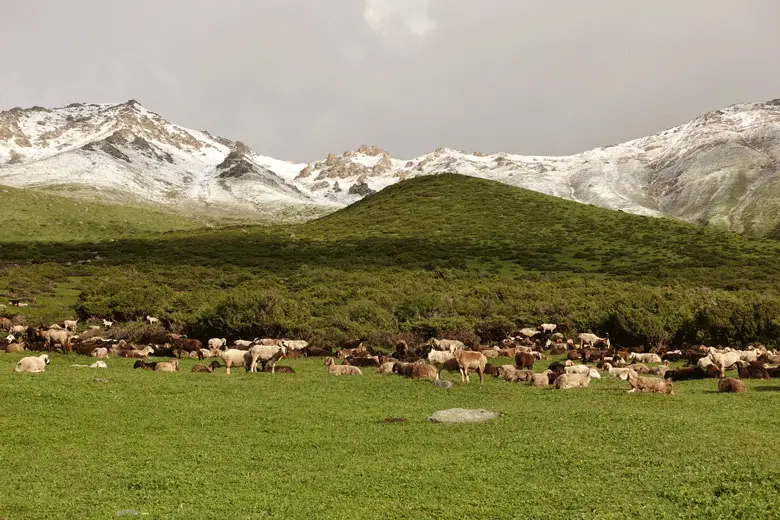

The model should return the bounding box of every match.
[2,174,780,347]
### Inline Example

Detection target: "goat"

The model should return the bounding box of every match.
[324,357,362,376]
[450,346,487,384]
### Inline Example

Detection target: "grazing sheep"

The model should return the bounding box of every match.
[324,357,362,376]
[450,346,487,384]
[90,347,110,358]
[14,355,50,373]
[63,320,78,332]
[529,370,552,387]
[718,377,746,393]
[427,348,455,373]
[515,352,536,370]
[154,359,179,373]
[38,328,73,353]
[281,339,309,351]
[208,338,227,350]
[133,360,158,370]
[192,361,223,373]
[247,344,287,373]
[628,352,662,364]
[736,361,770,380]
[146,315,159,325]
[376,361,396,374]
[626,370,674,394]
[553,372,591,390]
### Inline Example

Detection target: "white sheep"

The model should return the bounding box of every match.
[579,333,610,348]
[146,315,159,325]
[281,339,309,351]
[233,339,253,349]
[154,359,179,372]
[553,372,591,389]
[90,347,110,358]
[602,363,632,381]
[529,370,552,387]
[102,319,113,328]
[428,338,466,351]
[14,354,50,373]
[539,323,557,333]
[11,325,27,335]
[628,352,662,364]
[247,344,287,373]
[63,320,78,332]
[220,349,251,375]
[208,338,227,350]
[324,357,362,376]
[518,328,541,338]
[376,362,396,374]
[427,348,455,373]
[708,347,742,378]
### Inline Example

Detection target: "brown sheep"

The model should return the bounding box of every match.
[324,357,362,376]
[191,361,222,373]
[718,377,746,393]
[483,363,501,377]
[450,346,487,384]
[736,361,770,380]
[344,355,380,367]
[5,342,26,353]
[498,365,532,382]
[515,352,535,371]
[627,370,674,394]
[133,360,158,370]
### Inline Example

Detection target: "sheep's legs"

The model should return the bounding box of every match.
[478,368,484,385]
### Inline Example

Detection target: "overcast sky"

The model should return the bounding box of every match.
[2,1,779,161]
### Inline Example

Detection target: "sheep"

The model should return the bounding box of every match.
[146,315,159,325]
[406,362,439,380]
[70,361,108,368]
[758,352,780,364]
[5,333,14,343]
[708,348,742,378]
[233,339,254,350]
[662,350,684,362]
[102,319,113,328]
[118,346,154,359]
[192,361,223,373]
[154,359,179,373]
[553,372,591,390]
[449,346,487,384]
[539,323,557,334]
[376,361,396,375]
[0,317,12,331]
[14,355,50,373]
[738,349,759,363]
[736,361,770,380]
[344,355,381,367]
[428,338,466,351]
[324,357,362,376]
[628,352,662,364]
[718,377,746,393]
[564,364,595,377]
[515,352,536,370]
[218,349,249,375]
[63,320,78,332]
[498,365,533,382]
[625,363,651,374]
[10,325,27,335]
[648,361,671,377]
[480,349,500,359]
[5,342,25,353]
[90,347,110,358]
[427,348,455,374]
[626,370,674,394]
[133,360,158,370]
[281,339,309,351]
[38,328,73,353]
[518,328,541,338]
[529,370,552,387]
[208,338,227,350]
[247,344,287,373]
[602,363,632,381]
[664,365,720,381]
[579,333,610,349]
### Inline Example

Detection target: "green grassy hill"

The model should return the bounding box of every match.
[2,174,780,346]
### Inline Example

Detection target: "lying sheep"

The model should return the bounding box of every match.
[90,347,110,358]
[625,363,651,374]
[70,361,108,369]
[262,364,295,374]
[192,361,223,373]
[736,361,770,380]
[154,359,179,373]
[648,361,671,377]
[133,360,158,371]
[324,357,362,376]
[602,363,632,381]
[376,361,396,375]
[14,354,50,373]
[498,365,532,382]
[626,370,674,394]
[664,365,720,381]
[718,377,746,393]
[628,352,662,364]
[553,372,591,389]
[118,346,154,359]
[529,370,552,387]
[5,342,25,353]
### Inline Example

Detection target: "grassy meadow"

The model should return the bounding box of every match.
[1,354,780,520]
[3,174,780,518]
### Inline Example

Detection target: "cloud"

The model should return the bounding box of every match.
[363,0,437,39]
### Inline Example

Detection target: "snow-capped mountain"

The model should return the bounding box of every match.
[2,99,780,234]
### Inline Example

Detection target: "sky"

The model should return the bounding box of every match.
[1,1,779,162]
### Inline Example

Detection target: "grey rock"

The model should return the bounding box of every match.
[427,408,500,424]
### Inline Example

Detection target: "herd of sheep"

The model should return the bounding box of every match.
[2,318,778,394]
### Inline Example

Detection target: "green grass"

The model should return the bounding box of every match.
[3,175,780,345]
[1,354,779,519]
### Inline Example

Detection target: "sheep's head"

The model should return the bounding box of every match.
[324,357,334,366]
[41,355,51,365]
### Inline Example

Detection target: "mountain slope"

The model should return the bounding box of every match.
[2,99,780,234]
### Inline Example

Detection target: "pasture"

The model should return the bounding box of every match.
[2,353,779,519]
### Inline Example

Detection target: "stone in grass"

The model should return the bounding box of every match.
[433,379,453,389]
[427,408,500,424]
